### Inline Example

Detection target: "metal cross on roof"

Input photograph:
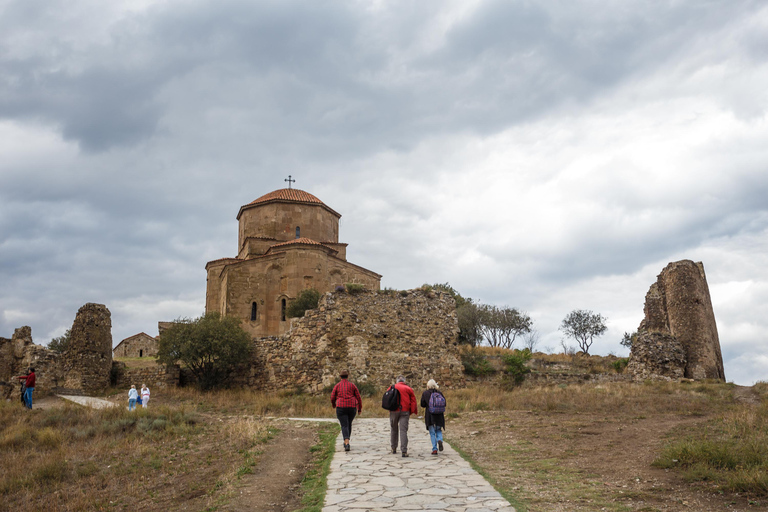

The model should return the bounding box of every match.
[285,175,295,189]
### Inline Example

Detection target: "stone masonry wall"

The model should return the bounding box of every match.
[62,303,113,394]
[112,361,180,390]
[0,326,64,398]
[629,260,725,381]
[248,289,466,393]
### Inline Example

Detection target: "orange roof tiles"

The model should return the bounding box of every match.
[271,237,324,248]
[247,188,324,206]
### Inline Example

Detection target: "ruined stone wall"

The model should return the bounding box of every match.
[62,303,113,394]
[625,331,686,381]
[248,289,466,393]
[630,260,725,381]
[112,361,180,389]
[0,327,64,397]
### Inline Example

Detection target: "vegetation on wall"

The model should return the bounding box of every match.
[287,289,321,318]
[48,329,71,353]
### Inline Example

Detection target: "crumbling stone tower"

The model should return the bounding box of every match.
[628,260,725,381]
[61,303,113,394]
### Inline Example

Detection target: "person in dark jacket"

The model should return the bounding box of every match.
[420,379,445,455]
[330,370,362,452]
[17,367,35,409]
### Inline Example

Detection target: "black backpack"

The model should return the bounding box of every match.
[381,385,400,411]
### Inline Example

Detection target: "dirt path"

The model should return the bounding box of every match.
[224,422,318,512]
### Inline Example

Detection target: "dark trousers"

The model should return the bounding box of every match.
[336,407,357,440]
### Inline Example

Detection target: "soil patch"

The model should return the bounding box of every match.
[449,409,766,511]
[224,422,318,512]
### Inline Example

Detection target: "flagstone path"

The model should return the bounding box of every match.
[321,418,516,512]
[58,395,117,409]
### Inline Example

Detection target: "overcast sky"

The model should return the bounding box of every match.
[1,0,767,385]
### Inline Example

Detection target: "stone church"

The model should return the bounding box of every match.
[205,188,382,337]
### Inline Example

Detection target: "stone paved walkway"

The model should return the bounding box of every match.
[322,418,516,512]
[58,395,117,409]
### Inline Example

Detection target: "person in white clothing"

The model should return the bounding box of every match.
[141,384,150,408]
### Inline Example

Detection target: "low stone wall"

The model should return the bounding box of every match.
[112,361,180,389]
[248,289,466,393]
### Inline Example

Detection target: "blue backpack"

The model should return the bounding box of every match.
[428,390,446,414]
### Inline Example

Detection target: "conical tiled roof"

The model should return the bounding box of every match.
[237,188,340,219]
[247,188,323,206]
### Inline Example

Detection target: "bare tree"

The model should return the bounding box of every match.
[522,329,541,352]
[559,309,608,355]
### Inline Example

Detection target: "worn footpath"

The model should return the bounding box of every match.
[323,418,516,512]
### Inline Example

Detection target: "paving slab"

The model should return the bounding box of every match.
[320,418,516,512]
[57,395,118,409]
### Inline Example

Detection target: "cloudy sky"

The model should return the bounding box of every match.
[1,0,766,384]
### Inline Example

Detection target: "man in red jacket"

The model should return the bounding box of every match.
[390,375,417,457]
[17,367,35,409]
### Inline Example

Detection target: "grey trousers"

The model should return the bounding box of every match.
[389,411,410,453]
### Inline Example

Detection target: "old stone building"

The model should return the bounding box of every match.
[205,188,382,337]
[627,260,725,381]
[113,332,158,358]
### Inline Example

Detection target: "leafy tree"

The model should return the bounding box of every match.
[156,312,252,390]
[559,309,608,355]
[457,302,482,346]
[48,329,71,353]
[620,331,637,350]
[286,288,321,318]
[478,305,532,349]
[431,282,471,308]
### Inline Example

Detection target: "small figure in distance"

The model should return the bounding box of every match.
[128,385,139,411]
[330,369,362,452]
[141,383,150,408]
[421,379,446,455]
[16,367,35,409]
[390,376,417,457]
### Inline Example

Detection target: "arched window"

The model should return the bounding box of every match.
[251,302,258,321]
[281,298,287,321]
[295,226,300,238]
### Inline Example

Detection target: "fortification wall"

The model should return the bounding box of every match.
[112,361,180,389]
[248,289,465,393]
[62,303,113,394]
[0,327,64,397]
[630,260,725,381]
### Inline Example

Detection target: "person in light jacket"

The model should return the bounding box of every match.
[128,385,139,411]
[420,379,446,455]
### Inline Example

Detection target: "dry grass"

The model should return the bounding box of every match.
[0,397,272,511]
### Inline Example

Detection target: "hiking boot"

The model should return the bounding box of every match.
[344,444,350,452]
[438,441,443,451]
[431,450,438,455]
[402,452,409,458]
[392,448,397,454]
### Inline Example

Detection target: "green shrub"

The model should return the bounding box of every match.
[461,349,496,377]
[612,358,629,373]
[502,349,532,387]
[286,289,321,318]
[356,381,378,398]
[345,283,366,295]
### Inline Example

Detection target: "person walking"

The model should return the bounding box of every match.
[16,367,35,409]
[390,375,417,457]
[140,384,150,408]
[421,379,446,455]
[128,385,139,411]
[330,370,362,452]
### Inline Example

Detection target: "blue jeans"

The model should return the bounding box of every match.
[429,425,443,451]
[129,398,137,410]
[24,387,34,409]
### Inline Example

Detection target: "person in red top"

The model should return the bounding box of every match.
[17,367,35,409]
[330,370,362,452]
[390,375,417,457]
